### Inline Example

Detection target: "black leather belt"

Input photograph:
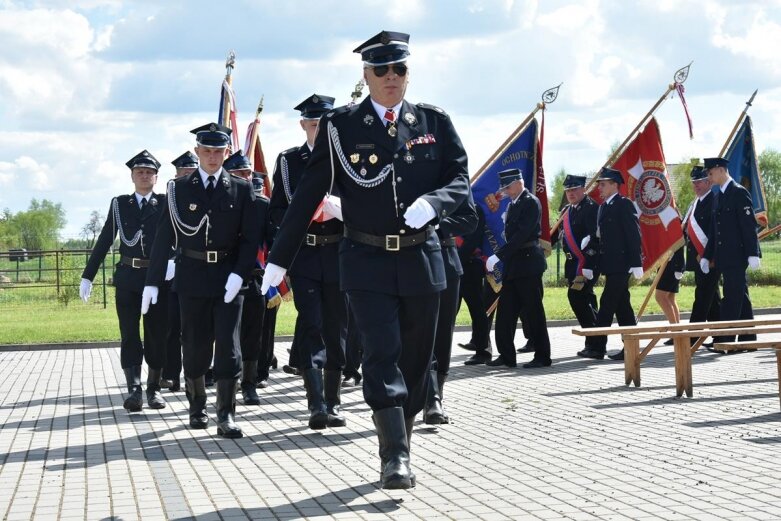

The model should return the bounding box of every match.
[181,248,232,263]
[304,233,342,246]
[440,237,457,248]
[519,240,539,249]
[344,226,433,252]
[120,255,149,268]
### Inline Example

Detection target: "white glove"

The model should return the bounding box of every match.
[580,235,591,250]
[674,271,683,280]
[260,263,286,295]
[141,286,159,314]
[323,195,343,221]
[582,269,593,280]
[165,259,176,281]
[224,273,243,303]
[748,256,761,270]
[403,198,436,229]
[629,266,644,279]
[486,254,500,272]
[699,258,710,274]
[79,278,92,303]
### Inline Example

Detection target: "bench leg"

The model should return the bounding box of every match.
[674,337,693,398]
[776,350,781,412]
[624,337,640,387]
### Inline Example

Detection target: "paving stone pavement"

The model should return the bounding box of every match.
[2,319,781,520]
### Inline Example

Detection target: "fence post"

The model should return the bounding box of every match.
[38,255,42,282]
[55,250,60,294]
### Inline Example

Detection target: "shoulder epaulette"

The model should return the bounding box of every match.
[281,146,299,156]
[324,104,352,120]
[417,102,449,118]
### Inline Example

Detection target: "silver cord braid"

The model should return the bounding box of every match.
[327,121,391,188]
[281,155,293,203]
[112,197,144,255]
[167,179,210,249]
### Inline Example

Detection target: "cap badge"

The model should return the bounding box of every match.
[142,151,149,156]
[380,32,390,45]
[312,95,319,103]
[209,123,216,131]
[369,154,378,165]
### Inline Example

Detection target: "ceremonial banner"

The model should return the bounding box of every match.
[723,115,768,227]
[589,117,684,278]
[471,118,548,289]
[219,78,241,152]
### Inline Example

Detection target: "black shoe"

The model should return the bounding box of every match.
[608,349,624,361]
[577,348,605,360]
[523,359,551,369]
[663,339,674,346]
[256,379,269,389]
[302,368,329,430]
[324,369,347,428]
[270,356,278,369]
[185,376,209,429]
[146,368,167,410]
[204,367,214,387]
[516,346,535,354]
[123,366,143,412]
[282,365,300,376]
[168,379,181,392]
[464,351,492,365]
[216,379,243,438]
[486,356,517,368]
[458,342,478,352]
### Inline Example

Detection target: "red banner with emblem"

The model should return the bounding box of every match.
[588,117,684,277]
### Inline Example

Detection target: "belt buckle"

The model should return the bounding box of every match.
[306,234,317,246]
[385,235,400,251]
[131,258,141,269]
[566,253,573,260]
[206,251,218,263]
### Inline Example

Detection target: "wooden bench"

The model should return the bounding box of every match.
[713,340,781,411]
[572,319,781,398]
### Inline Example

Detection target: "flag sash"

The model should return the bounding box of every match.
[561,208,585,276]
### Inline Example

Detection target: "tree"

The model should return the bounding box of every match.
[4,199,66,251]
[547,167,568,223]
[671,158,696,216]
[81,210,104,249]
[759,149,781,226]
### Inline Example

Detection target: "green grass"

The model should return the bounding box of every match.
[2,284,780,345]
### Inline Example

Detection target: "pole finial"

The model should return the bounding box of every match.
[674,61,692,84]
[542,83,563,104]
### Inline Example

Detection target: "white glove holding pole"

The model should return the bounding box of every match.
[486,254,500,272]
[224,273,243,303]
[748,256,761,270]
[674,271,683,280]
[629,266,644,279]
[141,286,159,314]
[165,259,176,281]
[403,198,436,229]
[323,195,343,221]
[260,263,286,295]
[580,235,591,250]
[699,258,710,274]
[79,278,92,303]
[582,268,593,280]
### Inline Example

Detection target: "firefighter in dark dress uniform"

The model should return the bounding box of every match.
[577,167,643,361]
[269,94,348,430]
[141,123,261,439]
[701,156,761,345]
[80,150,168,412]
[162,151,199,392]
[261,31,469,490]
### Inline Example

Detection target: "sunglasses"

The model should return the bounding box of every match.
[371,63,408,77]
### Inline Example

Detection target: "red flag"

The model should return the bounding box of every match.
[589,117,684,276]
[535,110,551,253]
[243,117,272,198]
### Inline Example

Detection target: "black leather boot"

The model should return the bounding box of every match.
[302,368,329,430]
[437,372,449,424]
[323,369,346,427]
[216,379,243,438]
[423,370,445,425]
[372,407,413,490]
[123,366,143,412]
[185,376,209,429]
[405,415,417,487]
[241,361,261,406]
[146,368,167,409]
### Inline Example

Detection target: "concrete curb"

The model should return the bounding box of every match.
[3,307,780,352]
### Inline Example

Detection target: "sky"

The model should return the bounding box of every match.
[1,0,781,238]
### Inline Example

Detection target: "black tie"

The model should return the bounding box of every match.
[140,198,147,211]
[206,176,215,198]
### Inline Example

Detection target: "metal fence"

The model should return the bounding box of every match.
[2,241,781,310]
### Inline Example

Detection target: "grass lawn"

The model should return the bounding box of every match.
[2,284,780,345]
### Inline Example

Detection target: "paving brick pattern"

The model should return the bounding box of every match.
[2,319,781,520]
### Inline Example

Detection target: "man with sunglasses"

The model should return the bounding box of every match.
[261,30,469,490]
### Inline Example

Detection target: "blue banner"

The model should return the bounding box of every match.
[471,119,538,286]
[725,115,768,226]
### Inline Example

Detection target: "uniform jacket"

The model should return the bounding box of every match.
[244,194,276,299]
[555,195,599,281]
[594,194,642,275]
[82,192,165,292]
[684,191,715,272]
[703,180,761,270]
[267,96,470,296]
[495,189,547,281]
[269,142,342,284]
[146,169,261,297]
[437,190,478,280]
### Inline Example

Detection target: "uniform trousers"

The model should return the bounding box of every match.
[716,266,755,342]
[115,286,167,369]
[689,267,721,324]
[344,299,363,378]
[288,275,346,371]
[347,290,439,417]
[179,294,243,380]
[433,276,461,376]
[495,275,551,364]
[458,258,491,350]
[163,286,182,381]
[257,305,278,381]
[591,273,636,352]
[567,276,598,348]
[240,292,266,362]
